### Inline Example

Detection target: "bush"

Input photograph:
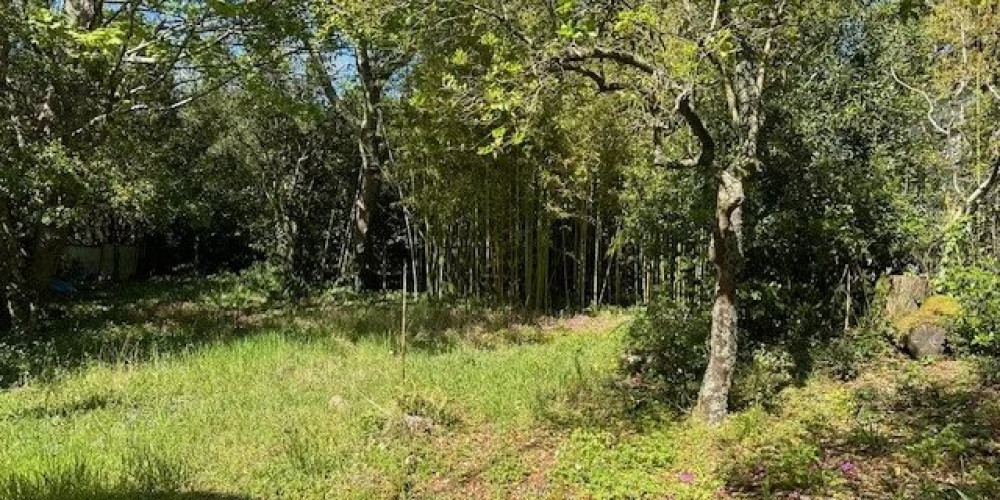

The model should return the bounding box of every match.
[937,263,1000,355]
[814,322,890,381]
[731,347,796,410]
[622,297,710,411]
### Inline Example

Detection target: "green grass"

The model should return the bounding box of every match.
[0,276,628,499]
[2,276,1000,499]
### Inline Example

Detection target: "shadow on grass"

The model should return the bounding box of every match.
[0,278,267,389]
[533,350,1000,498]
[828,365,1000,498]
[725,362,1000,498]
[288,298,548,352]
[531,363,680,433]
[1,277,550,389]
[6,393,121,420]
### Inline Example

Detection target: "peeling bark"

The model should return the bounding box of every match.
[695,166,745,423]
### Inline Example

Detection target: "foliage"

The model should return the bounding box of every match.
[731,347,796,410]
[814,322,893,381]
[553,428,680,499]
[622,297,710,411]
[937,262,1000,354]
[178,87,361,292]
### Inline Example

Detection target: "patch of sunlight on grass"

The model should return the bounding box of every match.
[0,287,628,499]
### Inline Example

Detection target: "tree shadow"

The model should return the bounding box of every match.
[728,361,1000,498]
[5,393,121,420]
[0,280,269,389]
[829,365,1000,497]
[287,297,550,352]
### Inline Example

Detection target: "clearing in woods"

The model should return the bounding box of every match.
[1,277,998,499]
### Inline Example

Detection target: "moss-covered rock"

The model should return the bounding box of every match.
[890,295,961,358]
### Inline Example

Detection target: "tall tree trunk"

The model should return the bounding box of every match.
[353,131,384,289]
[692,21,767,421]
[352,43,389,290]
[695,166,745,423]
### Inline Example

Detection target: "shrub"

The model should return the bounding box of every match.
[814,322,890,381]
[936,263,1000,355]
[622,297,710,411]
[731,347,796,410]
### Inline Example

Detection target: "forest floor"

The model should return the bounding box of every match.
[1,276,999,499]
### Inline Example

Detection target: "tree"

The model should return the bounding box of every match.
[286,0,415,289]
[176,85,360,290]
[891,0,1000,271]
[425,0,818,423]
[0,0,267,332]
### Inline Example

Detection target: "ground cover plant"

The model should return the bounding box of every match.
[2,276,1000,499]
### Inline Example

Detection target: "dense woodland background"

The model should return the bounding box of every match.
[4,0,1000,426]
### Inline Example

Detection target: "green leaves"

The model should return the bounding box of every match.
[451,48,470,66]
[556,0,575,17]
[704,28,736,61]
[71,26,126,56]
[557,18,598,40]
[613,5,658,36]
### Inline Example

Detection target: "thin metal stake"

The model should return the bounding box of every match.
[401,263,408,383]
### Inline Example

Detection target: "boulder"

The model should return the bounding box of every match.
[884,275,929,319]
[905,323,948,358]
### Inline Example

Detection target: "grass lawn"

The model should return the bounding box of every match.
[2,276,999,499]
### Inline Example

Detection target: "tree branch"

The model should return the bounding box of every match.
[561,64,630,93]
[986,81,1000,104]
[890,66,952,136]
[654,91,715,170]
[964,159,1000,217]
[556,46,657,75]
[302,37,362,128]
[457,0,533,46]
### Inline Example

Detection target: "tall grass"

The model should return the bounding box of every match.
[0,276,626,498]
[5,276,995,498]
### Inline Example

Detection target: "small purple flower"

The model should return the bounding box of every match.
[839,460,857,479]
[677,470,696,484]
